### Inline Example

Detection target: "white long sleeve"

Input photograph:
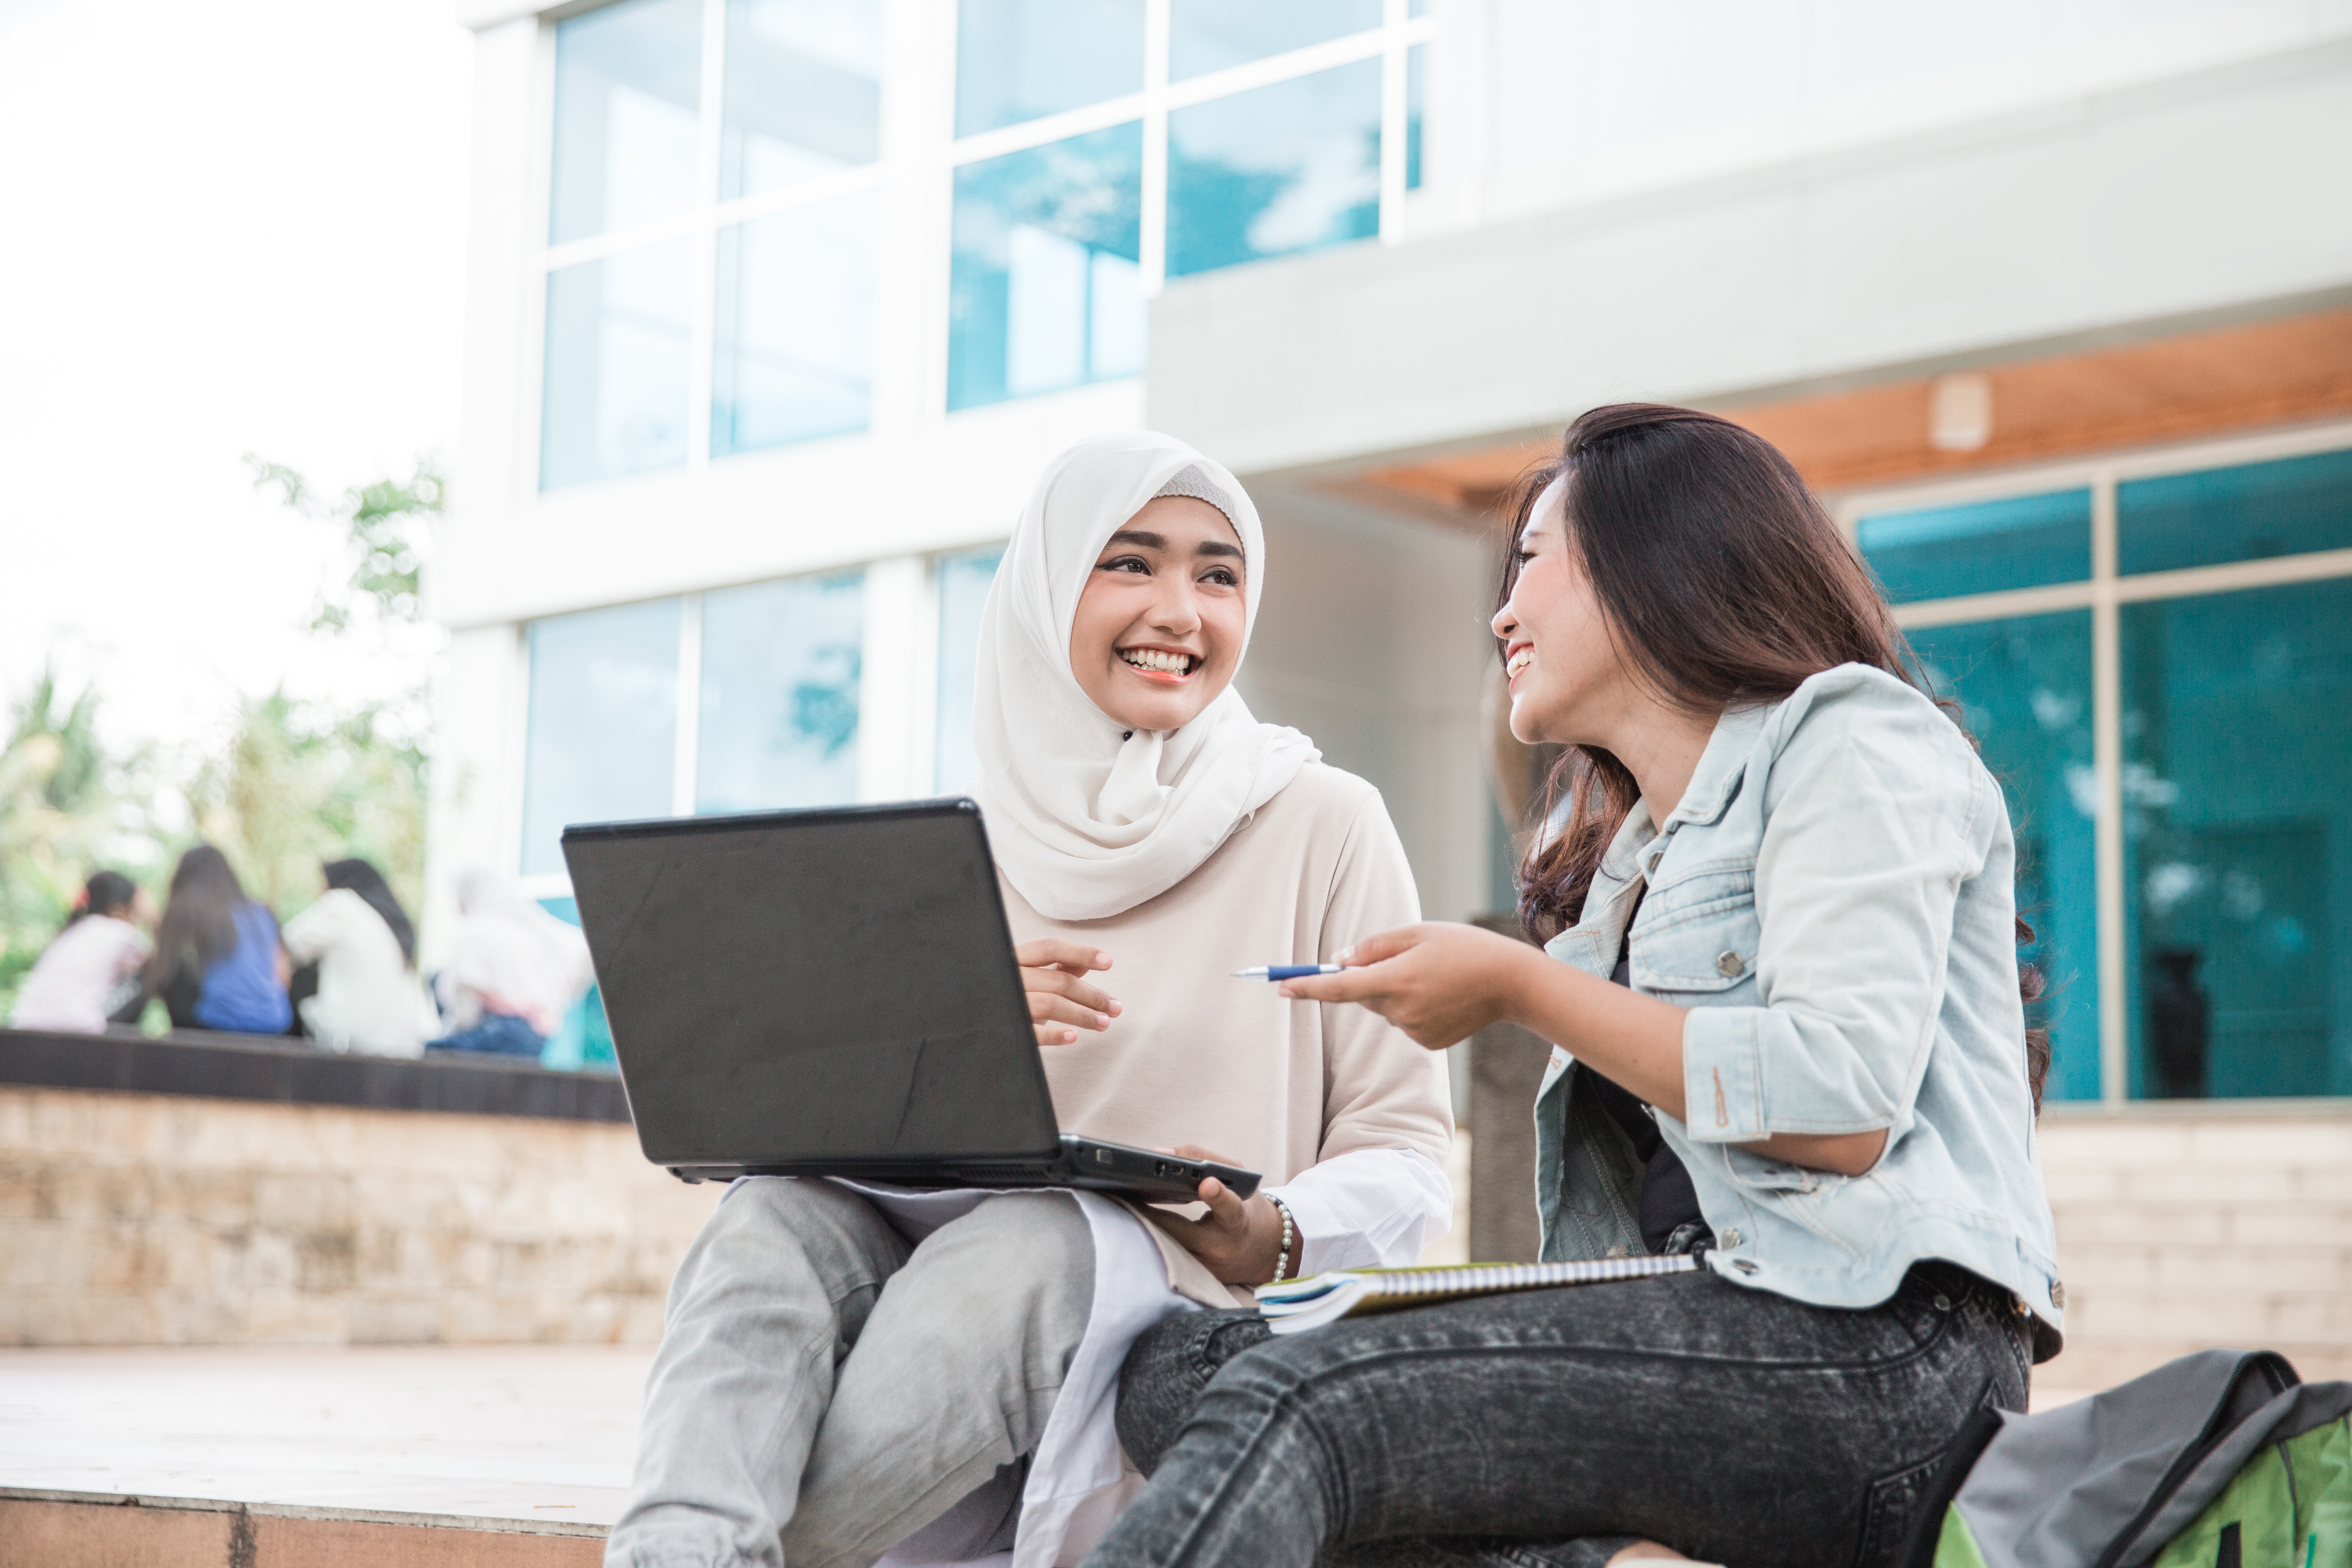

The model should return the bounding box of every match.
[1264,1145,1453,1276]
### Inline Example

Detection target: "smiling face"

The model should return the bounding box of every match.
[1491,477,1634,747]
[1069,495,1248,733]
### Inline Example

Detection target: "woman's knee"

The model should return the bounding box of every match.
[1116,1309,1270,1476]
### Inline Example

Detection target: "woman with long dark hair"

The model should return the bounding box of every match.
[144,845,291,1035]
[1090,405,2061,1568]
[281,858,434,1057]
[9,870,154,1032]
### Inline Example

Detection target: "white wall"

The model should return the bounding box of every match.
[1239,494,1495,923]
[1154,35,2352,477]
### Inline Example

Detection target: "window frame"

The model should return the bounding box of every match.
[1830,416,2352,1107]
[529,0,894,490]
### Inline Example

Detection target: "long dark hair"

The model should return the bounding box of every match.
[324,858,417,968]
[1500,403,2051,1109]
[67,870,138,928]
[144,845,254,991]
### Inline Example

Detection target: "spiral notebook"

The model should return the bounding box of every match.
[1255,1254,1701,1334]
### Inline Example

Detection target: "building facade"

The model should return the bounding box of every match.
[433,0,2352,1118]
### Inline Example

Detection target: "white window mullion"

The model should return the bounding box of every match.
[2089,466,2126,1104]
[674,592,704,817]
[1378,0,1408,245]
[1140,0,1170,296]
[687,0,728,475]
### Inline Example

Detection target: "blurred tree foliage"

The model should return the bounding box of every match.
[0,671,167,1004]
[0,460,442,1019]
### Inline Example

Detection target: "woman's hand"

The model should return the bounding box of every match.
[1016,938,1120,1047]
[1142,1144,1286,1285]
[1279,923,1540,1049]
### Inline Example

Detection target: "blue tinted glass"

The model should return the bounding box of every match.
[721,0,885,199]
[712,191,880,455]
[1855,488,2092,604]
[955,0,1143,135]
[698,572,864,812]
[1909,612,2101,1102]
[934,547,1004,790]
[523,599,681,876]
[550,0,703,244]
[1167,59,1381,278]
[2122,576,2352,1099]
[541,239,696,490]
[949,123,1143,412]
[2118,447,2352,577]
[1169,0,1379,80]
[1406,43,1425,191]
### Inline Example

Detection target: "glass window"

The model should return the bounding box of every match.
[1855,488,2092,604]
[949,124,1144,412]
[1168,0,1379,80]
[934,547,1004,790]
[698,572,865,812]
[541,239,697,490]
[1909,612,2101,1102]
[2122,576,2352,1099]
[1167,59,1381,279]
[550,0,704,244]
[2118,447,2352,577]
[712,190,881,456]
[720,0,885,199]
[955,0,1144,136]
[522,599,682,876]
[1406,42,1426,191]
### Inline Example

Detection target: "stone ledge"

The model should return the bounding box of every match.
[0,1027,628,1123]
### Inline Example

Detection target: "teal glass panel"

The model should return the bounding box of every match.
[523,599,681,876]
[698,572,864,812]
[1169,0,1379,80]
[1167,59,1381,278]
[541,239,696,490]
[1908,611,2101,1102]
[2117,447,2352,577]
[720,0,885,200]
[550,0,703,244]
[948,123,1143,412]
[1406,43,1425,190]
[934,547,1004,790]
[2122,576,2352,1099]
[1855,488,2091,605]
[712,191,879,455]
[955,0,1143,135]
[535,897,617,1074]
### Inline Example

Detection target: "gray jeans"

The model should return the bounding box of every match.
[606,1178,1096,1568]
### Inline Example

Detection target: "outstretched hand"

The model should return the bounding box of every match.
[1278,922,1539,1050]
[1016,938,1120,1047]
[1142,1143,1286,1285]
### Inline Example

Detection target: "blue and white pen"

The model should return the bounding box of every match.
[1234,964,1345,980]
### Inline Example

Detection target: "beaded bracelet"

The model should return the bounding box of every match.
[1271,1199,1296,1283]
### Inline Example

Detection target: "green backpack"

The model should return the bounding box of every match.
[1897,1349,2350,1568]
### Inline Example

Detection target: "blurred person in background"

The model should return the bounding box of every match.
[281,858,435,1057]
[9,870,154,1032]
[141,845,293,1035]
[428,867,591,1058]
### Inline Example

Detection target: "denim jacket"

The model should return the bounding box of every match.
[1531,663,2065,1359]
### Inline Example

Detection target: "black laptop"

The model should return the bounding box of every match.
[560,798,1259,1205]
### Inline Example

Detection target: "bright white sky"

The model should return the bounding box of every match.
[0,0,473,759]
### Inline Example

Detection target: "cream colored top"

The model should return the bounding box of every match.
[1005,761,1454,1290]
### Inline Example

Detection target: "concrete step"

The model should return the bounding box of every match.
[0,1488,602,1567]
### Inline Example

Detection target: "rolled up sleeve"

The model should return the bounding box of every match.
[1679,684,1990,1143]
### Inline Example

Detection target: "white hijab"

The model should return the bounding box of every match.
[970,432,1319,922]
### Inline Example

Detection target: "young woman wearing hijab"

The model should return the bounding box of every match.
[602,433,1454,1568]
[1086,405,2061,1568]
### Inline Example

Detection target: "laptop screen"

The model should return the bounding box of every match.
[562,801,1061,1167]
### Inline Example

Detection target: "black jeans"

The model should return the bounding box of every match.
[1095,1263,2030,1568]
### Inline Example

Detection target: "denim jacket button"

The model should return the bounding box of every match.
[1715,950,1746,978]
